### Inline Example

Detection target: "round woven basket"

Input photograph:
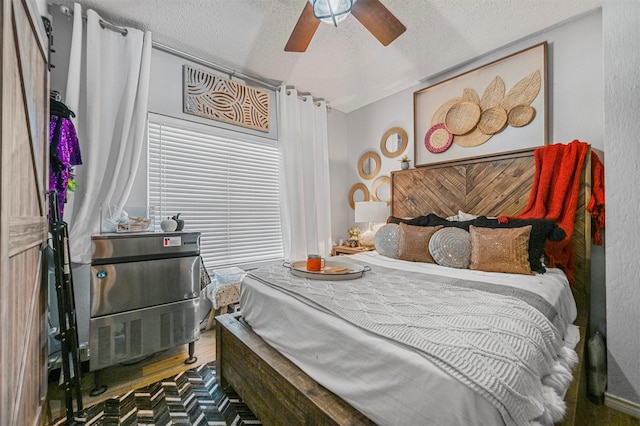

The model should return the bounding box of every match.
[508,105,536,127]
[424,123,453,153]
[477,107,508,135]
[444,101,481,135]
[453,128,492,148]
[431,98,461,126]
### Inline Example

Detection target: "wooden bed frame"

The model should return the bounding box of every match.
[216,147,592,425]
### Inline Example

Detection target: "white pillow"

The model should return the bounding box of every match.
[446,210,479,221]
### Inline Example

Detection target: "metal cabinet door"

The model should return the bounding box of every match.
[90,255,200,317]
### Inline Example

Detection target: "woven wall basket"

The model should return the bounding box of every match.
[477,107,508,135]
[508,105,536,127]
[444,101,481,135]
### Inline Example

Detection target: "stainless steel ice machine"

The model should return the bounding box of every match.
[89,232,201,371]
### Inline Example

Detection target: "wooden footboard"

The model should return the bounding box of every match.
[215,313,374,425]
[216,313,583,426]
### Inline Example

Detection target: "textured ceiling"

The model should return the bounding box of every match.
[49,0,602,113]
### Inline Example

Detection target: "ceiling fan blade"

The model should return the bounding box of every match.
[285,2,321,52]
[351,0,406,46]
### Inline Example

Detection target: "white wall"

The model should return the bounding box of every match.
[49,7,73,97]
[329,87,414,243]
[327,109,350,244]
[603,0,640,407]
[337,10,604,237]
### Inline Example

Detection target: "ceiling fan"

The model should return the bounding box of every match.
[285,0,406,52]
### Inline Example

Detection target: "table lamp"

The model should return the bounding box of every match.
[355,201,389,248]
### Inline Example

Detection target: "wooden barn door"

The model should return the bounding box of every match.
[1,0,50,424]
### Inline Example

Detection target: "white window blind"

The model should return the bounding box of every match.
[148,114,284,269]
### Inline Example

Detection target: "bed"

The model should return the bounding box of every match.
[216,147,592,425]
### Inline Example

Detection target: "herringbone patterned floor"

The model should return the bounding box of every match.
[52,362,260,426]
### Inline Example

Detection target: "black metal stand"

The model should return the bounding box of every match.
[185,341,197,365]
[49,192,85,423]
[89,368,107,397]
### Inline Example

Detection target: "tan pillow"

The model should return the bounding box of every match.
[469,225,533,275]
[397,223,443,263]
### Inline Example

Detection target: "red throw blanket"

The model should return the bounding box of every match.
[510,140,590,284]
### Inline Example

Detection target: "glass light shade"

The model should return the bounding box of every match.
[310,0,353,26]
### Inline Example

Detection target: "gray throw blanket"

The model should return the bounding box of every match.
[249,263,576,426]
[347,259,567,339]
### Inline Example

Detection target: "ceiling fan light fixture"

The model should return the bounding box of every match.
[310,0,353,27]
[285,0,404,52]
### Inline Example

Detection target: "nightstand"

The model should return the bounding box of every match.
[331,245,374,256]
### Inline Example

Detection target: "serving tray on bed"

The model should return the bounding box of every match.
[284,260,370,280]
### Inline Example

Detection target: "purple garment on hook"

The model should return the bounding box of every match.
[49,115,82,221]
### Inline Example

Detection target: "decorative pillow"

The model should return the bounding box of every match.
[428,227,472,269]
[388,213,475,231]
[397,223,443,263]
[469,225,533,275]
[471,216,566,273]
[447,210,480,221]
[387,214,431,226]
[374,223,400,258]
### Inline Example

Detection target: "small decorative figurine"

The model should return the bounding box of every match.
[348,226,361,247]
[161,217,178,232]
[171,213,185,231]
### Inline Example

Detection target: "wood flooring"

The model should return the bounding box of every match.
[46,329,216,423]
[46,327,639,425]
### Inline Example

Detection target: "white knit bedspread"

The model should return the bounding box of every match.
[249,264,577,426]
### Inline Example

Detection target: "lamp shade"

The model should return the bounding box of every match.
[355,201,388,224]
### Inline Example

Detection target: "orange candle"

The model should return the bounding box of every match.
[306,254,324,271]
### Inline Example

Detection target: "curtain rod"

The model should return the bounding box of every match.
[59,5,127,36]
[285,88,327,107]
[152,42,281,91]
[58,5,280,91]
[97,18,127,36]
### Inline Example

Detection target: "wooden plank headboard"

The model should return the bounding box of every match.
[391,148,592,318]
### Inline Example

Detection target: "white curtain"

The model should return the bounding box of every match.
[278,86,332,261]
[65,6,152,264]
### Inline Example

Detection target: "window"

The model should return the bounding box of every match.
[148,114,283,269]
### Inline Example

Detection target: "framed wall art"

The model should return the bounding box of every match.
[414,42,547,167]
[183,65,270,132]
